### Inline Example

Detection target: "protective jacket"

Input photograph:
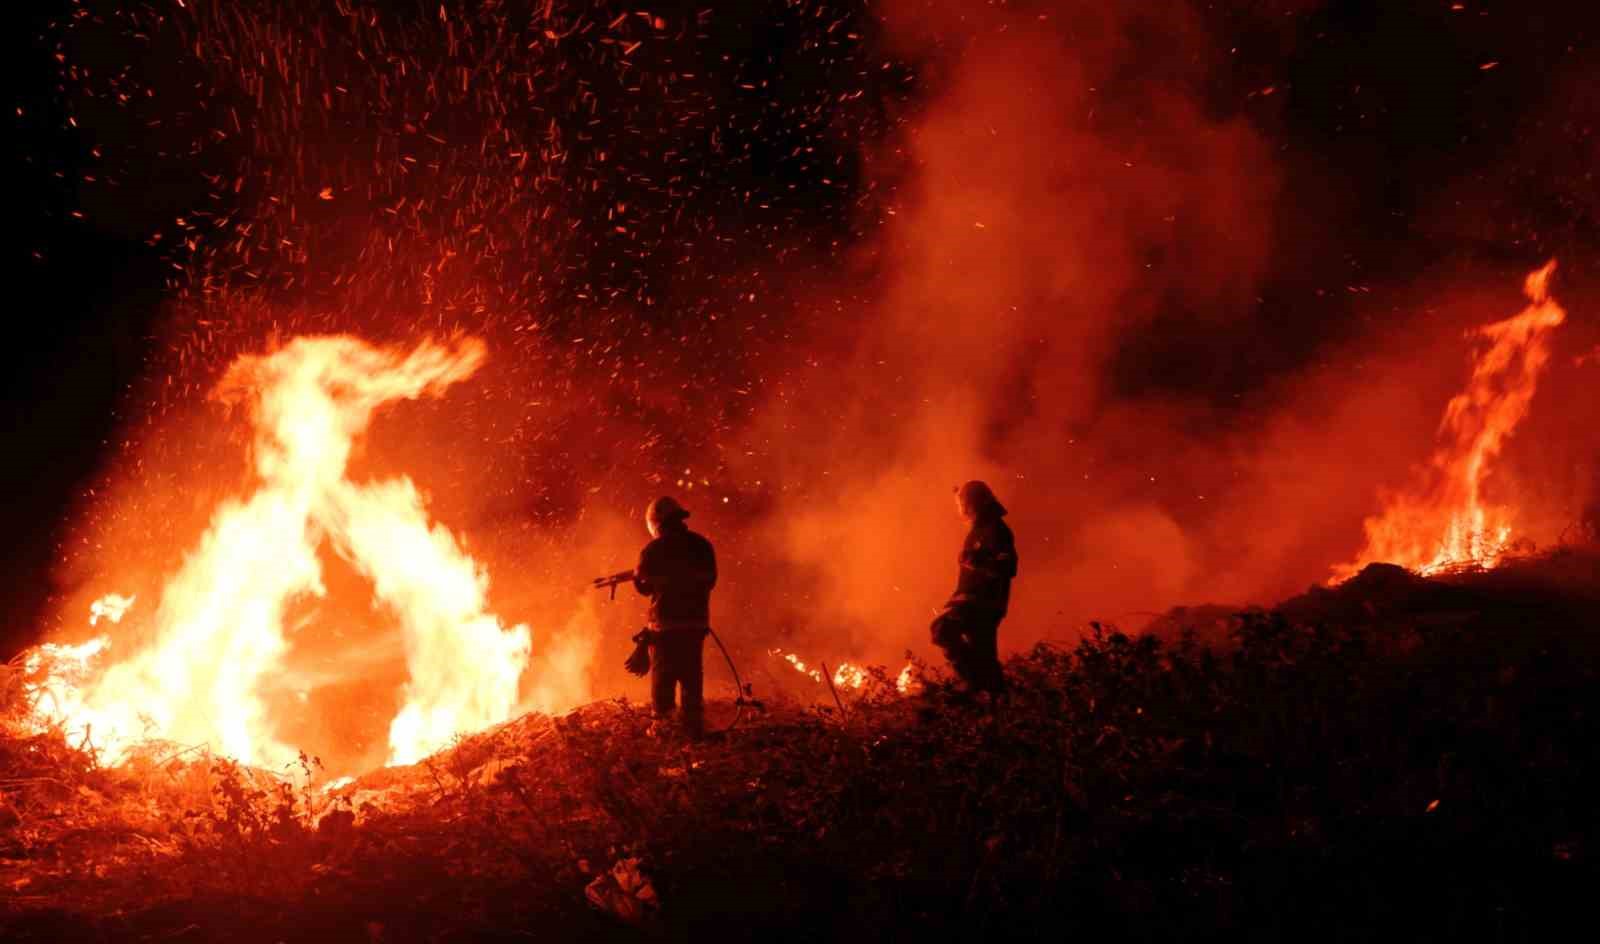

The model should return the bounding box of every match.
[633,523,717,627]
[950,511,1017,615]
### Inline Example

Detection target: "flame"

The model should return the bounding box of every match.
[20,634,112,744]
[89,593,136,626]
[1335,261,1566,579]
[831,663,869,690]
[27,335,531,769]
[771,649,915,695]
[895,664,922,696]
[772,649,824,684]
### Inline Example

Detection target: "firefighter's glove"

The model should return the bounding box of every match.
[624,629,658,677]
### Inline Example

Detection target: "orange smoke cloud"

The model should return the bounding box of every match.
[725,3,1595,671]
[732,2,1284,659]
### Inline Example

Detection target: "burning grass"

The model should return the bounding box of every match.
[4,549,1598,941]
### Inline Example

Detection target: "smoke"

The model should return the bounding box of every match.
[724,1,1599,663]
[729,1,1293,657]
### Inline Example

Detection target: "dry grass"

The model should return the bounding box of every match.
[3,552,1598,942]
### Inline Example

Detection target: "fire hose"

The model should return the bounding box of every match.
[625,625,756,733]
[598,572,758,733]
[705,625,758,733]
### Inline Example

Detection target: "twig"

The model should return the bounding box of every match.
[0,776,74,788]
[963,835,1003,929]
[820,662,848,723]
[153,743,210,770]
[423,759,454,803]
[75,724,101,769]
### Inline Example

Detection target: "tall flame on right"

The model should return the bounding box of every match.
[1334,261,1566,581]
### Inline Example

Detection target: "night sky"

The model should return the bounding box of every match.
[7,0,1598,660]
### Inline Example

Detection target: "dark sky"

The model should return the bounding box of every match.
[6,0,1597,658]
[8,2,163,654]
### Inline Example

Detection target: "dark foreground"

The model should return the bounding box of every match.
[3,551,1597,942]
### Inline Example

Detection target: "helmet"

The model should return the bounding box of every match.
[955,480,1006,519]
[645,496,690,537]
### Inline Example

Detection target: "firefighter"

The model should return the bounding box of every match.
[632,496,717,738]
[930,480,1017,696]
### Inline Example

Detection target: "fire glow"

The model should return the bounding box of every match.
[770,648,920,696]
[23,335,531,770]
[770,648,869,691]
[1335,262,1567,580]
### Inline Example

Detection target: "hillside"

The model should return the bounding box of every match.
[4,548,1597,941]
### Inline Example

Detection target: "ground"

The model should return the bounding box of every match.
[3,549,1597,942]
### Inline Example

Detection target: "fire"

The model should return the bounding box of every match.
[1335,261,1566,579]
[895,664,922,696]
[771,649,867,689]
[771,649,825,684]
[771,649,917,695]
[19,635,112,747]
[831,663,870,690]
[25,335,531,769]
[88,593,135,626]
